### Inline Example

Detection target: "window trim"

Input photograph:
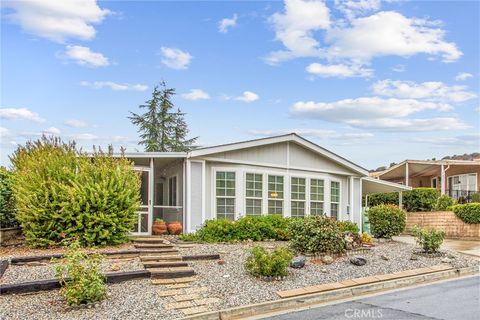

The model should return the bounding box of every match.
[214,170,237,220]
[245,172,263,216]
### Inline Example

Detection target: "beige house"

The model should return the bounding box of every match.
[372,160,480,201]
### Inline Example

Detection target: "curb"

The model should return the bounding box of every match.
[182,265,479,320]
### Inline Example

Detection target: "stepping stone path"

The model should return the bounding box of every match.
[133,237,219,316]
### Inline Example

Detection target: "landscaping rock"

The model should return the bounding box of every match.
[441,257,452,264]
[410,255,418,261]
[380,255,389,261]
[290,256,306,269]
[320,268,328,273]
[321,255,333,265]
[350,256,367,266]
[217,259,225,265]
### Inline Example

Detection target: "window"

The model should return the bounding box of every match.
[291,177,306,217]
[431,177,437,189]
[330,181,340,220]
[168,176,177,206]
[310,179,324,215]
[268,175,284,215]
[216,171,236,220]
[246,173,263,216]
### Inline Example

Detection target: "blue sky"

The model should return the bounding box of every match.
[1,0,479,169]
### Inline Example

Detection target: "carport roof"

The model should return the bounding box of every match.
[362,177,412,195]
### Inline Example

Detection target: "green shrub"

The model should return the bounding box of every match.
[435,195,456,211]
[403,188,438,212]
[288,215,345,254]
[367,204,406,239]
[11,137,140,247]
[471,192,480,203]
[244,246,293,278]
[452,203,480,224]
[336,220,360,235]
[0,167,18,228]
[365,192,399,207]
[54,239,106,306]
[412,226,445,253]
[183,215,291,243]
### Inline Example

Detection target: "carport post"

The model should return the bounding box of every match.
[440,164,446,195]
[398,191,403,209]
[405,162,409,186]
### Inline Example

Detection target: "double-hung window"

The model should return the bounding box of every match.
[310,179,324,215]
[216,171,235,220]
[245,173,263,216]
[291,177,306,217]
[330,181,340,220]
[268,175,284,215]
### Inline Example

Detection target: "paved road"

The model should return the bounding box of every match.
[263,276,480,320]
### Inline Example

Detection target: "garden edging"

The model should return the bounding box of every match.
[182,265,479,320]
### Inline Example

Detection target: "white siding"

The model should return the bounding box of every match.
[189,161,204,231]
[207,142,288,166]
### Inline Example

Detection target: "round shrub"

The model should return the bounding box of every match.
[367,204,406,239]
[435,195,456,211]
[11,137,140,247]
[244,246,293,278]
[412,226,445,253]
[0,167,18,228]
[403,188,438,212]
[288,216,345,254]
[452,203,480,224]
[336,220,360,236]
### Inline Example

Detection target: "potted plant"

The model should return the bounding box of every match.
[152,218,168,235]
[167,221,183,235]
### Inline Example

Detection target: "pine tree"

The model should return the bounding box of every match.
[129,82,197,152]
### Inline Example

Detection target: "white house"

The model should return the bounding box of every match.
[124,133,410,235]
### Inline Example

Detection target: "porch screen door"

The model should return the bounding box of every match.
[132,167,151,235]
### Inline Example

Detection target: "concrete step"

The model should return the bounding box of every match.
[134,243,174,249]
[150,267,195,279]
[143,261,189,268]
[140,255,182,262]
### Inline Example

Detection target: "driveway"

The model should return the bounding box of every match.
[393,235,480,259]
[261,276,480,320]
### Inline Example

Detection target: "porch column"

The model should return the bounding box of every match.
[440,164,446,195]
[405,162,409,186]
[149,157,154,235]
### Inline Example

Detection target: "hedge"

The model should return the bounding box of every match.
[0,167,18,228]
[11,137,140,247]
[452,203,480,224]
[366,188,438,212]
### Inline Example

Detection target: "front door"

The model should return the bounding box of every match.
[132,167,151,235]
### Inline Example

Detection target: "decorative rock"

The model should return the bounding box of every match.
[321,255,333,265]
[380,255,390,261]
[217,259,225,265]
[410,255,418,261]
[349,256,367,266]
[320,268,328,273]
[441,257,452,264]
[109,263,121,272]
[222,274,230,278]
[290,256,306,269]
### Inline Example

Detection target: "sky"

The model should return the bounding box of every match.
[1,0,479,169]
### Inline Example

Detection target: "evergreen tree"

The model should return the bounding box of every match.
[129,82,197,152]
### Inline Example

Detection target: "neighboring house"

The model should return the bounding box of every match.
[123,134,409,235]
[372,159,480,201]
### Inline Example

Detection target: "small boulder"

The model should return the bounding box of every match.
[217,259,225,265]
[441,257,452,264]
[321,255,334,265]
[380,255,390,261]
[290,256,306,269]
[109,263,121,272]
[350,256,367,266]
[320,268,328,273]
[410,255,418,261]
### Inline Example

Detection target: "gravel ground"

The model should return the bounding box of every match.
[1,241,478,320]
[0,257,144,284]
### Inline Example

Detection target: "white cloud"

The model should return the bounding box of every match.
[266,0,330,64]
[326,11,462,64]
[80,81,148,91]
[0,107,45,123]
[42,127,61,135]
[0,127,10,138]
[218,14,238,33]
[412,134,480,146]
[291,97,451,121]
[372,79,477,103]
[235,91,260,102]
[2,0,110,42]
[159,47,192,70]
[69,133,98,141]
[248,128,373,140]
[455,72,473,81]
[63,45,109,67]
[334,0,381,20]
[347,117,469,131]
[391,64,406,72]
[64,119,88,128]
[182,89,210,101]
[306,63,372,78]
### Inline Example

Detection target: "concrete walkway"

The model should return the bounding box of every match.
[393,235,480,259]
